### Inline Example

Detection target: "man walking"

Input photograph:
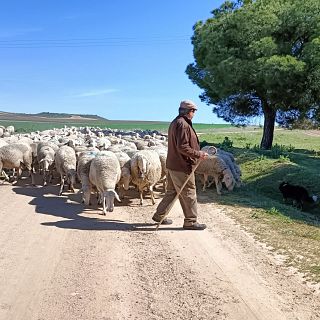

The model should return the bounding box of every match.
[152,100,208,230]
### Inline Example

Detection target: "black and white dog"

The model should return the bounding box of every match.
[279,182,318,210]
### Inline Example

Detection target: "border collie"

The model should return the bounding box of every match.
[279,182,317,210]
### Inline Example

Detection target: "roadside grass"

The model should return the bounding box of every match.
[198,128,320,283]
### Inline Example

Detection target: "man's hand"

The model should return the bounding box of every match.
[199,151,208,160]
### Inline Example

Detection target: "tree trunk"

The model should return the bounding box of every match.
[260,106,276,150]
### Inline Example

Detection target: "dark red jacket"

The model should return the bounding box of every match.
[166,115,201,174]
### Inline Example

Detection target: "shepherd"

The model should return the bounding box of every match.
[151,100,209,230]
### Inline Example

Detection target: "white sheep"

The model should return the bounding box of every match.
[130,149,162,205]
[216,149,242,187]
[54,145,77,195]
[3,135,19,144]
[201,145,217,155]
[0,143,35,185]
[36,141,59,160]
[6,125,15,135]
[114,151,131,199]
[0,138,8,177]
[0,139,8,148]
[134,140,149,150]
[196,155,235,195]
[89,151,121,214]
[35,141,59,174]
[148,146,167,191]
[77,151,99,205]
[37,145,56,185]
[201,146,242,187]
[17,136,33,145]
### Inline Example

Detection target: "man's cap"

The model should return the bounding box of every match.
[179,100,198,110]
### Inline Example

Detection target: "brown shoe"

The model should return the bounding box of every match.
[183,222,206,230]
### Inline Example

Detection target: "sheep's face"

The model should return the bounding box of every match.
[137,168,144,178]
[122,175,131,191]
[67,170,76,191]
[40,158,54,171]
[82,185,91,205]
[104,189,121,212]
[122,167,131,190]
[222,170,235,191]
[137,157,148,179]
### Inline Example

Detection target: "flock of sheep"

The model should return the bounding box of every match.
[0,124,242,214]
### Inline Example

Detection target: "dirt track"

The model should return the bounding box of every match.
[0,177,319,320]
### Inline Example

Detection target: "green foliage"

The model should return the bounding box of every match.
[200,136,234,150]
[247,143,294,159]
[267,207,281,215]
[220,136,233,149]
[187,0,320,148]
[291,118,320,130]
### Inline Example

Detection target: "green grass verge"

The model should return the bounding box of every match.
[199,128,320,283]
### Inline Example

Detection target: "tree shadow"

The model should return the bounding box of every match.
[196,155,320,227]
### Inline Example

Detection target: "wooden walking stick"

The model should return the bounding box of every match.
[155,159,202,231]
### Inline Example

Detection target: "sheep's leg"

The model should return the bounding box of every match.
[139,188,144,205]
[31,158,37,174]
[118,186,124,199]
[17,167,22,180]
[59,174,65,196]
[69,182,75,193]
[48,170,53,184]
[43,170,48,186]
[207,176,215,188]
[97,191,102,205]
[214,175,222,195]
[9,168,16,183]
[30,170,35,186]
[102,194,107,215]
[0,161,10,183]
[10,168,19,184]
[202,174,208,191]
[149,185,155,205]
[83,185,92,205]
[1,162,10,183]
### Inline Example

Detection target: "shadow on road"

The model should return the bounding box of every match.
[11,182,168,232]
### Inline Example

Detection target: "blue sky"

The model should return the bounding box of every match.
[0,0,228,124]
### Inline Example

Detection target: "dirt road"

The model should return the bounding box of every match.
[0,178,319,320]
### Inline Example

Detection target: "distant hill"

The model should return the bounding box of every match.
[0,111,108,122]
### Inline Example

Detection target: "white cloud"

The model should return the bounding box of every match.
[72,88,119,98]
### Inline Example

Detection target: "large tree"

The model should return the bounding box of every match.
[186,0,320,149]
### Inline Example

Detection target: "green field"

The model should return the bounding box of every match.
[199,128,320,283]
[0,119,231,133]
